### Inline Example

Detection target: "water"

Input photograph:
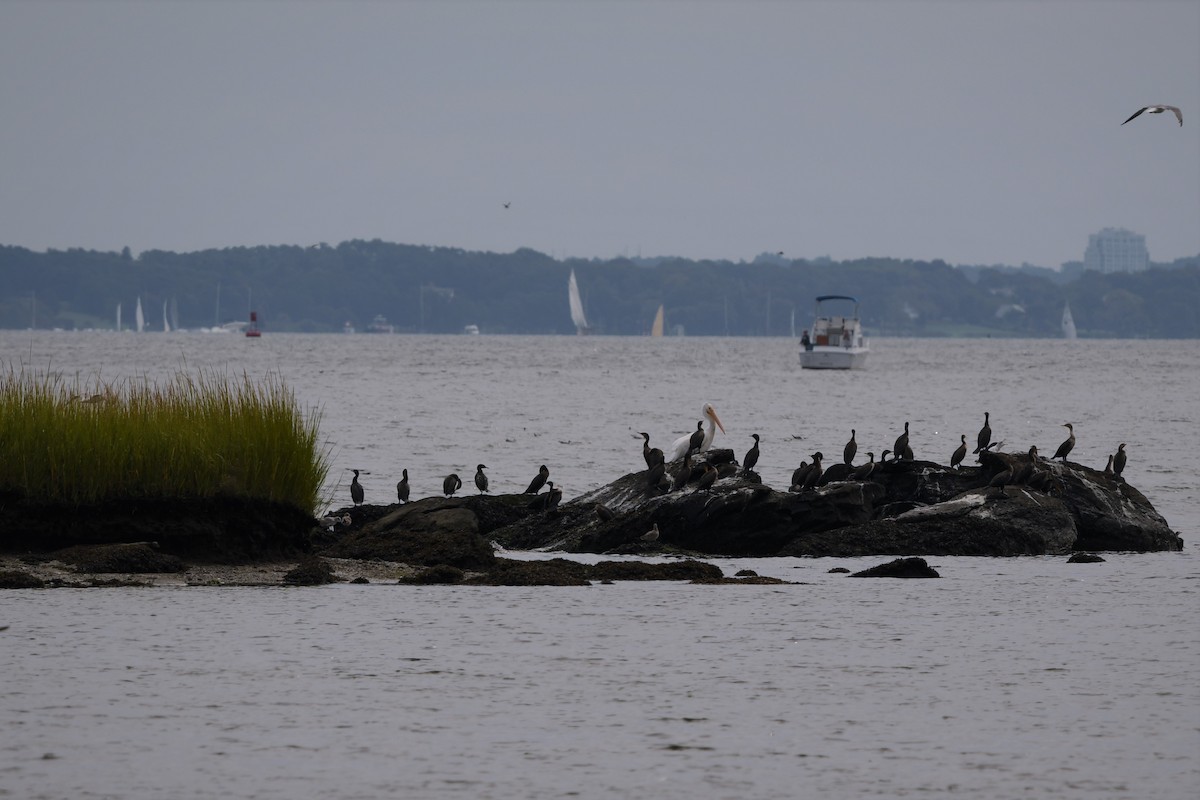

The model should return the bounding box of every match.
[1,332,1198,799]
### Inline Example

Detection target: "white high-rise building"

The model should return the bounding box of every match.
[1083,228,1149,274]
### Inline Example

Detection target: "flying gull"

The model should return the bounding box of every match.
[1122,105,1182,126]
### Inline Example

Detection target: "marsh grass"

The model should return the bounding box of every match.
[0,367,329,512]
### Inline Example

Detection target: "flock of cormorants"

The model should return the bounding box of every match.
[339,406,1130,510]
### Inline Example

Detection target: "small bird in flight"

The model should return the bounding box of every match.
[1122,105,1182,126]
[502,201,511,209]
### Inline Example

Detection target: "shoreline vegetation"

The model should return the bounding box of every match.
[0,367,328,510]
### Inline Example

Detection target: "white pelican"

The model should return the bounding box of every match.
[668,403,725,462]
[1122,105,1182,126]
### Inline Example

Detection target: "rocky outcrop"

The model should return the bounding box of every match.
[489,448,1183,557]
[851,557,940,578]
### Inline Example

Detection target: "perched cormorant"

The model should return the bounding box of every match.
[668,403,725,461]
[742,434,761,473]
[594,503,615,521]
[525,464,550,494]
[790,460,810,490]
[1113,443,1127,478]
[1103,454,1114,476]
[545,483,563,510]
[527,481,554,509]
[350,469,364,506]
[641,523,660,542]
[852,452,876,481]
[646,460,667,489]
[844,429,857,466]
[640,433,664,469]
[1053,423,1075,462]
[902,444,914,461]
[880,449,892,464]
[1013,446,1038,485]
[474,464,489,494]
[687,421,705,456]
[672,451,694,491]
[988,465,1013,498]
[802,452,824,489]
[893,422,910,462]
[951,435,967,469]
[974,412,991,454]
[695,463,718,491]
[443,473,462,497]
[819,462,851,485]
[396,469,410,503]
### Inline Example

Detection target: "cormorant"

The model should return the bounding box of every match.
[852,452,875,481]
[988,465,1013,498]
[350,469,364,506]
[1013,446,1038,485]
[525,464,550,494]
[695,463,718,491]
[687,421,705,457]
[1103,454,1114,476]
[844,429,857,465]
[594,503,615,521]
[790,460,810,490]
[443,473,462,497]
[646,460,667,489]
[893,422,909,462]
[1113,443,1127,478]
[672,451,694,491]
[1053,423,1075,462]
[474,464,489,494]
[819,462,851,485]
[668,403,725,461]
[545,483,562,510]
[802,452,824,489]
[742,434,761,473]
[396,469,410,503]
[974,412,991,454]
[951,434,967,469]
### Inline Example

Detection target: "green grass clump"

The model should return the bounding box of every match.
[0,367,329,513]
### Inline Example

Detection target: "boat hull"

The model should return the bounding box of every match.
[799,346,869,370]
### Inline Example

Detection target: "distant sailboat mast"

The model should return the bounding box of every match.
[568,269,590,334]
[135,296,145,333]
[116,303,122,332]
[1061,301,1077,340]
[162,300,171,333]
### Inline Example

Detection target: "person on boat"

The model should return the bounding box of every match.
[800,330,812,351]
[841,328,852,348]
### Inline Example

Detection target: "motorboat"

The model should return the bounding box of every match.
[798,295,869,369]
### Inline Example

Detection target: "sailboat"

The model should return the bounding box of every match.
[650,304,665,337]
[116,303,122,332]
[135,296,145,333]
[568,269,590,335]
[162,300,171,333]
[1061,301,1077,340]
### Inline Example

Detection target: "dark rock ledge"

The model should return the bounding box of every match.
[0,448,1182,587]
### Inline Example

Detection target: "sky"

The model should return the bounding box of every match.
[1,0,1197,269]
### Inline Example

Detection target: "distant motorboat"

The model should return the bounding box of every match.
[365,314,395,334]
[1062,302,1077,340]
[568,269,591,335]
[798,295,869,370]
[463,324,480,335]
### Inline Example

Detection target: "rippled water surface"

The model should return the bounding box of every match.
[1,331,1198,798]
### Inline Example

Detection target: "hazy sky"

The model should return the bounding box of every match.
[2,1,1197,268]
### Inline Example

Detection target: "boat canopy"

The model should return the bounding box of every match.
[815,295,858,304]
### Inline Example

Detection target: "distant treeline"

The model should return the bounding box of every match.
[2,241,1198,338]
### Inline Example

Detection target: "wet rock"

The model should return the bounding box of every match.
[588,560,722,582]
[0,569,46,589]
[735,569,759,577]
[401,564,467,585]
[828,567,851,573]
[1067,552,1106,563]
[851,557,940,578]
[52,543,187,574]
[465,558,592,586]
[282,557,338,586]
[492,449,1181,557]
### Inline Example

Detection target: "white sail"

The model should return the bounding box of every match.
[651,304,664,337]
[162,300,171,333]
[1062,302,1077,340]
[116,303,122,332]
[135,296,145,333]
[568,269,589,333]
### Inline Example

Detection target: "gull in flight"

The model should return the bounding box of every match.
[1122,105,1182,126]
